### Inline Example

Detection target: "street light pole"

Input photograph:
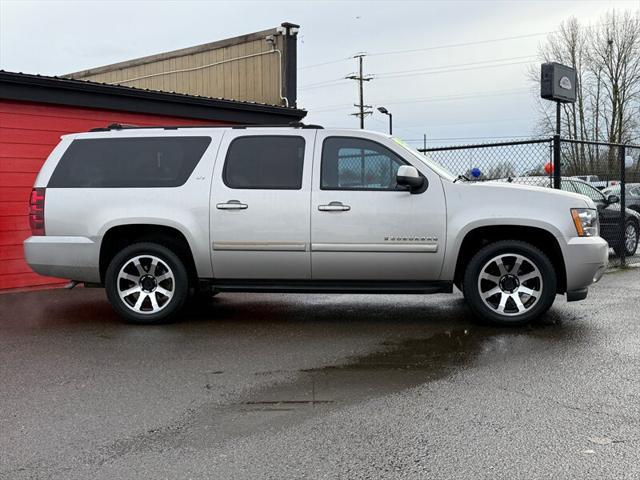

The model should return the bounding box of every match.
[377,106,392,135]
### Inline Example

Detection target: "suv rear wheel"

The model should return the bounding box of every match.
[462,240,557,326]
[105,242,189,324]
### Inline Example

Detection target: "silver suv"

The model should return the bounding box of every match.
[24,124,608,326]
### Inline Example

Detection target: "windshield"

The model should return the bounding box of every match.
[571,181,606,202]
[392,138,456,181]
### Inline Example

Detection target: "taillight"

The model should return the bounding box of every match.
[29,188,46,236]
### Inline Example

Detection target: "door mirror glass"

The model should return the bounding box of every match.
[607,194,620,204]
[396,165,426,193]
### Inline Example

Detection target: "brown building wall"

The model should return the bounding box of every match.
[66,25,298,107]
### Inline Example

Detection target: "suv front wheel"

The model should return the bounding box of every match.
[462,240,557,326]
[105,242,189,324]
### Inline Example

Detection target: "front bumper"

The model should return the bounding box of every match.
[563,235,608,298]
[24,236,101,283]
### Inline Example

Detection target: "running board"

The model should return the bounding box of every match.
[212,280,453,295]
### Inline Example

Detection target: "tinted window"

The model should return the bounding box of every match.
[48,136,211,188]
[321,137,405,190]
[223,136,305,189]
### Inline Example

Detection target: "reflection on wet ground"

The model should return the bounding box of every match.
[100,320,588,459]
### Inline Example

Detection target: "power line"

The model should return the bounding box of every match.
[375,59,535,80]
[400,117,531,128]
[296,30,554,73]
[367,30,553,58]
[374,55,537,77]
[403,134,545,142]
[365,118,531,137]
[378,88,530,106]
[310,88,530,113]
[298,78,347,90]
[369,118,426,138]
[299,54,537,90]
[298,57,350,70]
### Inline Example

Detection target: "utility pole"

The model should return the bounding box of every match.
[423,134,427,155]
[346,53,373,128]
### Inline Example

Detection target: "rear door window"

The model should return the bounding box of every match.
[223,136,305,189]
[48,136,211,188]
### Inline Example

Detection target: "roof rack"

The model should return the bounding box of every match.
[89,121,323,132]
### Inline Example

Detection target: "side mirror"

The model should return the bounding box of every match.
[607,194,620,204]
[396,165,427,193]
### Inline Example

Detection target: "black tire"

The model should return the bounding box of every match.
[613,220,639,258]
[105,242,189,324]
[462,240,557,326]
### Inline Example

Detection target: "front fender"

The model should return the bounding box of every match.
[441,217,567,281]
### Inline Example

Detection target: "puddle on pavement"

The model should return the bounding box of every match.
[101,319,586,459]
[236,321,582,410]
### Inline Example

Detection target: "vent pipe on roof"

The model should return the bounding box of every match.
[280,22,299,108]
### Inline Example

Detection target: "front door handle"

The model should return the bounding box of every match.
[318,201,351,212]
[217,200,248,210]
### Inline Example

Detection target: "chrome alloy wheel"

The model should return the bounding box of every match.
[117,255,174,314]
[477,253,543,317]
[625,223,638,254]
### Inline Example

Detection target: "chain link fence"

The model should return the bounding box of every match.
[421,137,640,267]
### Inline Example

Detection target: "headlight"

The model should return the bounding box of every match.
[571,208,599,237]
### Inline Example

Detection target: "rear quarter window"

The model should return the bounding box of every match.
[48,136,211,188]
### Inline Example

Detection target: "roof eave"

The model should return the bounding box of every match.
[0,71,306,124]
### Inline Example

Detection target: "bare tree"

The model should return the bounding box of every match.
[591,11,640,145]
[534,10,640,145]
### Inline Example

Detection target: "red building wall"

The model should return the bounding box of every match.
[0,99,227,290]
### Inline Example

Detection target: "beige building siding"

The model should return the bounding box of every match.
[66,26,297,107]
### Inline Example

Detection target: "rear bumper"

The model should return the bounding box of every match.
[563,236,608,297]
[23,236,101,283]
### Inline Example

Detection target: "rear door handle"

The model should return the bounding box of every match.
[217,200,248,210]
[318,201,351,212]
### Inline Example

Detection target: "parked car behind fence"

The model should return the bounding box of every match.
[499,177,639,258]
[603,183,640,214]
[421,136,640,266]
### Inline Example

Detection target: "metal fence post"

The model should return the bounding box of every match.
[553,134,561,189]
[619,145,626,266]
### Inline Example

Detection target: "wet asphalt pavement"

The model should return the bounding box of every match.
[1,268,639,480]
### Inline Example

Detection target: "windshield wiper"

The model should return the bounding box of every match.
[453,174,470,183]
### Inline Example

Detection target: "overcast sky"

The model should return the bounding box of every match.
[1,0,638,146]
